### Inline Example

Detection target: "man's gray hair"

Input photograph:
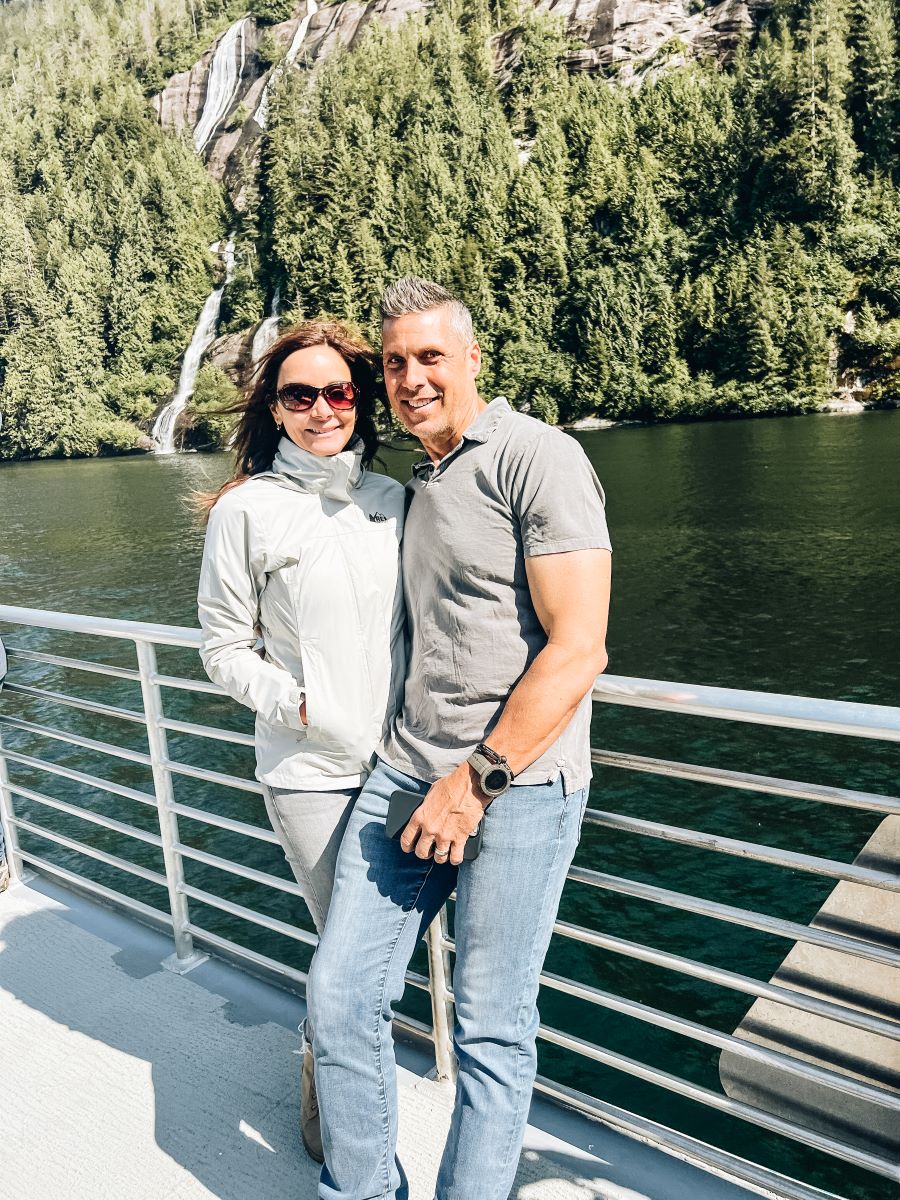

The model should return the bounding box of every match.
[380,276,474,346]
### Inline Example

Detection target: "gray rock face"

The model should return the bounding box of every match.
[207,330,253,385]
[152,17,266,182]
[526,0,770,79]
[152,0,772,178]
[301,0,431,62]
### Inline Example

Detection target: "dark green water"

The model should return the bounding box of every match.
[2,411,899,1198]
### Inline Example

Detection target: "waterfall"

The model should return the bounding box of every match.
[250,288,281,365]
[152,237,236,455]
[254,0,318,129]
[193,18,248,153]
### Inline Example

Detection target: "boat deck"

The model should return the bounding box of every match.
[1,873,758,1200]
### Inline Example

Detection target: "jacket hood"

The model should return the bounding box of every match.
[258,435,365,503]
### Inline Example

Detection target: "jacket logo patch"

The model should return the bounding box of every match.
[368,512,388,523]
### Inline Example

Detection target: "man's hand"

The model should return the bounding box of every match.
[400,763,488,866]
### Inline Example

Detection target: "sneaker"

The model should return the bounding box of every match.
[300,1040,324,1163]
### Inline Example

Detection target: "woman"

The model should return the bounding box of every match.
[196,319,406,1162]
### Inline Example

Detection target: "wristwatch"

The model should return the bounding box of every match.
[467,742,514,798]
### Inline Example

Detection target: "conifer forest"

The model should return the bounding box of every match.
[1,0,899,458]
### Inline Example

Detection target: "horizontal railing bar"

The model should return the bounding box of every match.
[152,672,224,696]
[427,959,899,1114]
[405,971,432,995]
[189,923,432,1007]
[0,604,202,647]
[178,882,319,946]
[174,842,305,898]
[568,865,900,970]
[583,808,900,892]
[538,971,900,1110]
[180,884,433,1005]
[442,919,900,1043]
[185,923,308,986]
[393,1013,435,1043]
[0,714,153,766]
[169,801,279,844]
[5,604,898,736]
[2,749,157,808]
[6,646,141,682]
[2,682,146,725]
[22,852,173,929]
[160,716,255,748]
[531,1075,852,1200]
[12,818,168,888]
[591,747,900,817]
[7,783,163,849]
[183,923,437,1049]
[593,674,900,742]
[536,1025,900,1180]
[164,757,264,796]
[549,919,900,1042]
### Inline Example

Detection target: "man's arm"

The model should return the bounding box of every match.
[400,546,612,865]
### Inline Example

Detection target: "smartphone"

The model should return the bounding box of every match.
[386,789,484,861]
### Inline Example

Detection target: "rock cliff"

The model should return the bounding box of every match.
[151,0,771,191]
[531,0,771,78]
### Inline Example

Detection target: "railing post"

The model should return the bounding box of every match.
[135,640,207,973]
[426,907,456,1083]
[0,721,23,889]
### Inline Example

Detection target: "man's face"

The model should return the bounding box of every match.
[382,307,481,457]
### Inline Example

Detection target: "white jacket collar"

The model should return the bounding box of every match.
[271,435,365,502]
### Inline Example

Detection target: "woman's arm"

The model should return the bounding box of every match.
[198,500,305,729]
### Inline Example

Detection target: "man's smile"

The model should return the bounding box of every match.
[405,394,441,411]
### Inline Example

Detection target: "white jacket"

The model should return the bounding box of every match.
[197,437,406,789]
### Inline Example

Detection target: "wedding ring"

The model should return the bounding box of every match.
[434,848,450,861]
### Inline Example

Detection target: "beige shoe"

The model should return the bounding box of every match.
[300,1041,324,1163]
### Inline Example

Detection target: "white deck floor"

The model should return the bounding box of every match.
[0,874,758,1200]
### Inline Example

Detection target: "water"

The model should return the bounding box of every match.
[250,287,281,366]
[193,17,248,153]
[254,0,319,129]
[151,237,236,453]
[1,410,898,1197]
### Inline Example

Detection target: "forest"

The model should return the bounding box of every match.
[1,0,899,456]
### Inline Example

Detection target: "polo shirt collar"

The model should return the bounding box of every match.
[462,396,511,443]
[412,397,511,478]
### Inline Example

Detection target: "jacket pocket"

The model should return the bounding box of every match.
[298,638,375,761]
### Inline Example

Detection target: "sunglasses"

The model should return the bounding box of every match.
[275,381,359,412]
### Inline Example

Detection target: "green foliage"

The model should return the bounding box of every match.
[0,0,225,459]
[253,0,297,24]
[3,0,900,459]
[186,364,239,446]
[258,3,900,426]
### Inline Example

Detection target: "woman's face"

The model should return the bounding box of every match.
[272,345,358,457]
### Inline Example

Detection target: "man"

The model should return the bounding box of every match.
[308,277,612,1200]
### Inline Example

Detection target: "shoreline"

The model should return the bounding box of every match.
[1,398,897,466]
[560,397,898,433]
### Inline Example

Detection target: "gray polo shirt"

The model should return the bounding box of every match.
[380,397,611,794]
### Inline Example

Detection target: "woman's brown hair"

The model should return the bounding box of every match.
[196,319,382,521]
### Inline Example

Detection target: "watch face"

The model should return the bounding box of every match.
[484,766,509,794]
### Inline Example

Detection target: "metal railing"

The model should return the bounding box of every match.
[0,603,898,1200]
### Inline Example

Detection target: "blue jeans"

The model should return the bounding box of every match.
[308,759,587,1200]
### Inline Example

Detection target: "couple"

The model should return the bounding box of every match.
[197,276,612,1200]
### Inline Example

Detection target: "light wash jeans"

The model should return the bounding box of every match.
[308,758,587,1200]
[264,785,359,935]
